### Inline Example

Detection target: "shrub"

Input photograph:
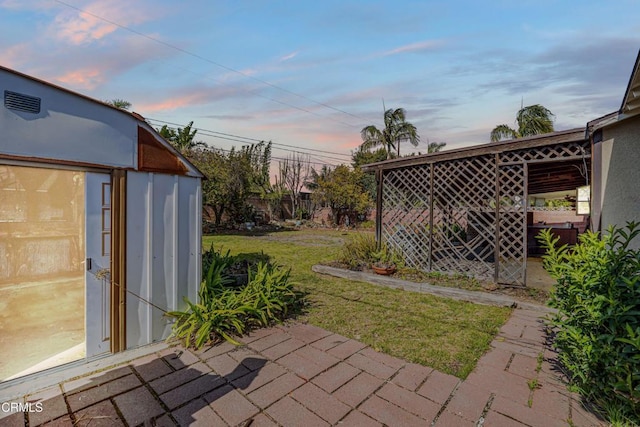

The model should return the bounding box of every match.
[337,233,404,270]
[166,247,304,349]
[337,233,378,269]
[538,222,640,423]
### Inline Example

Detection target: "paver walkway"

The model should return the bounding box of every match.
[0,309,605,426]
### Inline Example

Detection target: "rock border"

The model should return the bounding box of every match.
[312,265,556,314]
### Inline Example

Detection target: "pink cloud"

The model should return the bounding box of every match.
[137,92,211,113]
[47,1,157,45]
[55,67,105,90]
[54,12,118,45]
[0,43,29,69]
[382,39,446,56]
[279,51,299,62]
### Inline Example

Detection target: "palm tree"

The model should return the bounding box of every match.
[490,104,555,142]
[427,141,446,153]
[361,108,419,159]
[106,99,131,110]
[158,121,203,152]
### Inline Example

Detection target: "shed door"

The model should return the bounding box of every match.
[497,165,526,285]
[85,172,111,357]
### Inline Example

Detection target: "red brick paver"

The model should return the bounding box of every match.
[311,362,361,393]
[204,384,260,426]
[391,362,434,391]
[5,312,607,427]
[266,396,329,427]
[113,386,165,425]
[332,371,385,407]
[290,382,351,424]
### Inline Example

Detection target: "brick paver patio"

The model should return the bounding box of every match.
[0,308,605,426]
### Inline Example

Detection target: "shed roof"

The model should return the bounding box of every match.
[0,65,203,178]
[362,127,586,172]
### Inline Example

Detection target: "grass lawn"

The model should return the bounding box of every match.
[203,229,512,379]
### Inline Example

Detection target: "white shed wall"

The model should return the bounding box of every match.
[1,70,136,168]
[126,171,201,348]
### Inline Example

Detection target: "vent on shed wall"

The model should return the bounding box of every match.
[4,90,41,114]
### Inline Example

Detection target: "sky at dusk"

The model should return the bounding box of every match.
[1,0,639,168]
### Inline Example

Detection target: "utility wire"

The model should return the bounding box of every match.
[149,118,352,157]
[199,143,338,168]
[53,0,370,128]
[146,118,353,162]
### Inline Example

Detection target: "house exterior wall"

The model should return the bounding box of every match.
[1,70,136,168]
[598,116,640,248]
[125,171,201,349]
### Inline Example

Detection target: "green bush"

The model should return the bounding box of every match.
[337,233,378,269]
[539,222,640,424]
[166,247,304,349]
[337,233,404,270]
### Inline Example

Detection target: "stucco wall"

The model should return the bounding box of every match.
[599,115,640,248]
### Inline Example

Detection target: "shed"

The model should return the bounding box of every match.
[363,129,591,286]
[0,66,203,382]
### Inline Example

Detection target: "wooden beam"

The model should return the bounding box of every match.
[375,169,383,248]
[362,128,586,172]
[110,169,127,353]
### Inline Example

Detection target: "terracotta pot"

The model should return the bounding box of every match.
[372,264,396,275]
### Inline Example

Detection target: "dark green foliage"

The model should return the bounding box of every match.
[166,247,303,349]
[490,104,554,142]
[360,107,419,158]
[539,223,640,423]
[351,146,388,201]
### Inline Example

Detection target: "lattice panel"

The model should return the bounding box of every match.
[381,165,431,269]
[431,156,497,280]
[499,141,590,164]
[497,165,526,285]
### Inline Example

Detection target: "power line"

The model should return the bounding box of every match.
[146,118,353,162]
[148,118,352,157]
[210,144,336,168]
[53,0,370,128]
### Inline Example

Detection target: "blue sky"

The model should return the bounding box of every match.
[1,0,639,167]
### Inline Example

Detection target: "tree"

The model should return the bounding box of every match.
[105,99,131,110]
[158,121,202,153]
[360,108,419,159]
[244,141,272,194]
[490,104,555,142]
[427,141,446,153]
[351,146,388,201]
[305,164,332,192]
[186,141,273,226]
[278,153,311,219]
[311,164,371,226]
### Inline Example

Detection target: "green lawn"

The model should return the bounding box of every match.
[203,229,512,378]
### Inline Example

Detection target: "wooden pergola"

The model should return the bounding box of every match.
[362,128,591,286]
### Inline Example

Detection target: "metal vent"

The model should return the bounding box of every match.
[4,90,41,114]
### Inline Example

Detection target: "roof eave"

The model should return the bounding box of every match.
[619,49,640,118]
[361,128,586,172]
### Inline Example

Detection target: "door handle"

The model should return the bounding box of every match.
[86,258,92,271]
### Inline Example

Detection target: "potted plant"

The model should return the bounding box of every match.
[370,246,400,275]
